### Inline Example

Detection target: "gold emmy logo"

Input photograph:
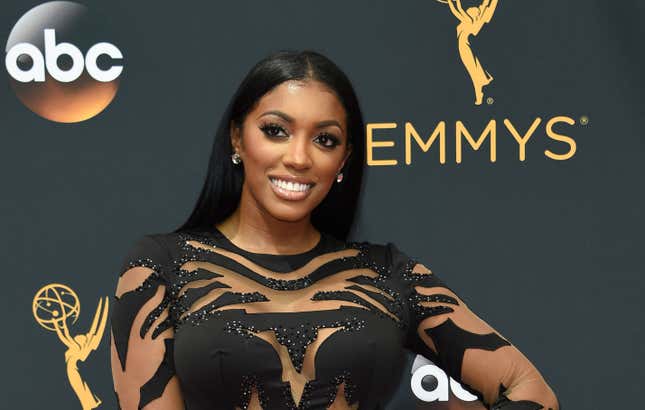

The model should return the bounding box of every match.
[32,284,109,410]
[437,0,499,105]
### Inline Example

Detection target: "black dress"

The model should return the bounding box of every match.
[111,228,553,410]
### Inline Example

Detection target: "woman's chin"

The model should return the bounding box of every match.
[265,203,315,223]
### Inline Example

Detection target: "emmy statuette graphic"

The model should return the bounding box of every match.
[437,0,499,105]
[32,284,109,410]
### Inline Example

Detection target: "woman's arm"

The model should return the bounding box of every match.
[391,244,559,409]
[110,236,185,410]
[414,275,558,408]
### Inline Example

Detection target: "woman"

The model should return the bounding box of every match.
[110,50,559,410]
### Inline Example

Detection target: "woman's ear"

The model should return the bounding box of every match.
[230,120,242,154]
[339,143,352,172]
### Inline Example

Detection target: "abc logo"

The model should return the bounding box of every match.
[4,1,123,123]
[411,362,479,402]
[6,29,122,83]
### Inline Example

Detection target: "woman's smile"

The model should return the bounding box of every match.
[229,79,351,222]
[269,176,315,201]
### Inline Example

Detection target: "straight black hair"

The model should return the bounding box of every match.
[174,50,366,241]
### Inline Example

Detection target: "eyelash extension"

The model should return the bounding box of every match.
[259,123,287,138]
[259,122,341,148]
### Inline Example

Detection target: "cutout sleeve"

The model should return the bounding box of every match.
[110,235,185,410]
[388,243,559,410]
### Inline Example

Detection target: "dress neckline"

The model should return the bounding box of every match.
[210,226,327,260]
[185,226,347,273]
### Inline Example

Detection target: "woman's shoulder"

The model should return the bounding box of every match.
[348,237,412,257]
[346,237,417,274]
[125,231,180,253]
[127,228,216,251]
[120,231,191,272]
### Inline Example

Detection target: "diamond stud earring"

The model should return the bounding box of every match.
[231,152,241,165]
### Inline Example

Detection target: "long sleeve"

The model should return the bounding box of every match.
[388,243,559,410]
[110,235,185,409]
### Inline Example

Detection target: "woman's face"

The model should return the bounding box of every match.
[231,80,352,224]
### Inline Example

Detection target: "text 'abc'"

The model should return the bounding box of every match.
[6,29,123,83]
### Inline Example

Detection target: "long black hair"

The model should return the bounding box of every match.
[174,50,366,241]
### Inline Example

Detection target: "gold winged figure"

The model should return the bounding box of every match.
[33,284,110,410]
[439,0,499,105]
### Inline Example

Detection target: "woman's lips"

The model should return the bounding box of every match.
[269,177,314,201]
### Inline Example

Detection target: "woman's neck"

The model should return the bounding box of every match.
[215,206,321,255]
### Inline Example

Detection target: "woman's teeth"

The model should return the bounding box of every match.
[270,178,312,192]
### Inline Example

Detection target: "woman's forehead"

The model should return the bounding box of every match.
[251,80,346,122]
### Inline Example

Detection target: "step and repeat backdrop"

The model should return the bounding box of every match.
[2,0,642,409]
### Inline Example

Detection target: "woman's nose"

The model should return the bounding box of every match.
[282,135,313,170]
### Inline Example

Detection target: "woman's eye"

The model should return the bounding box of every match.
[315,133,340,148]
[260,123,339,148]
[260,123,287,138]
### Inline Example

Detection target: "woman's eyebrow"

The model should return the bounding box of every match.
[258,110,343,131]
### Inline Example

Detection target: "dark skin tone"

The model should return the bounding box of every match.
[111,79,353,410]
[214,80,557,408]
[111,79,559,410]
[216,79,352,255]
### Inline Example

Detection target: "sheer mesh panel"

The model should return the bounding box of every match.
[110,236,185,410]
[111,233,558,410]
[177,240,400,320]
[391,242,558,409]
[175,239,403,408]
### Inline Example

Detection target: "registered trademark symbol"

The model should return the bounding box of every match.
[579,116,589,125]
[486,97,494,105]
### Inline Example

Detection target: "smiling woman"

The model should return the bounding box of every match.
[226,80,352,236]
[110,50,559,410]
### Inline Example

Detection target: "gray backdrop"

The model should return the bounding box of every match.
[1,0,643,409]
